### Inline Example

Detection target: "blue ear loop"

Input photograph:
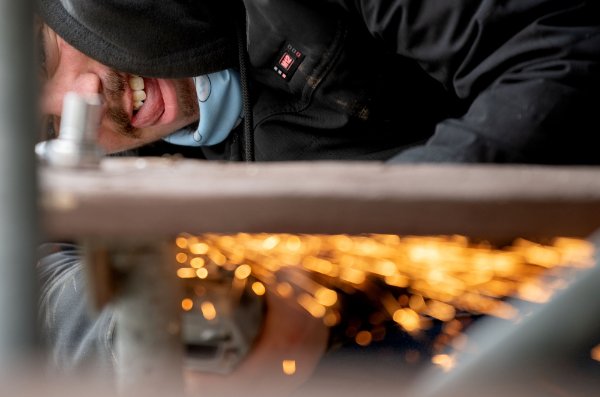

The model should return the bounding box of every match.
[163,69,243,147]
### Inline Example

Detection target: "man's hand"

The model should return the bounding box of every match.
[184,290,329,396]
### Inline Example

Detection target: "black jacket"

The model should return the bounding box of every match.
[40,0,600,164]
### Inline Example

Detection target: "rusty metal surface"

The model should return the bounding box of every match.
[40,158,600,240]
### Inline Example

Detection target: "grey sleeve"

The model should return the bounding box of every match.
[38,243,116,373]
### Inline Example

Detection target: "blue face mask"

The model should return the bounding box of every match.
[163,69,243,147]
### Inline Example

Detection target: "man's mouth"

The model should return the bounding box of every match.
[129,75,146,113]
[128,75,165,128]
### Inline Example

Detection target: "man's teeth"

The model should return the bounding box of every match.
[133,100,144,111]
[129,75,146,111]
[133,90,147,101]
[129,75,144,90]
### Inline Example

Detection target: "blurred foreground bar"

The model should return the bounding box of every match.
[41,159,600,240]
[0,0,38,369]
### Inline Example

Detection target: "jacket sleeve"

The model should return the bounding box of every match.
[329,0,600,163]
[38,243,116,373]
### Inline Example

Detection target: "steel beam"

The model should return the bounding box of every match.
[41,160,600,241]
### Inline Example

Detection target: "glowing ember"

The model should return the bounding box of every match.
[591,345,600,362]
[200,301,217,321]
[252,281,266,296]
[355,330,373,346]
[282,359,296,375]
[181,298,193,311]
[432,354,456,372]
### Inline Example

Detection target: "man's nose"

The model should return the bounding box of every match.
[72,73,102,96]
[43,73,103,116]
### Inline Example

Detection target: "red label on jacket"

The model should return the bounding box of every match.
[274,43,304,81]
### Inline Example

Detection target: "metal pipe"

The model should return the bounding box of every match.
[410,232,600,397]
[0,0,39,370]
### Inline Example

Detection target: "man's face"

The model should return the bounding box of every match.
[40,25,199,153]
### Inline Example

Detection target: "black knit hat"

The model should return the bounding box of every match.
[37,0,241,78]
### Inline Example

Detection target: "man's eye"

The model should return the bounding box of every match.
[40,115,59,141]
[37,25,48,79]
[52,116,61,138]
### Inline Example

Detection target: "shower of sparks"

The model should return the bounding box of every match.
[174,233,595,364]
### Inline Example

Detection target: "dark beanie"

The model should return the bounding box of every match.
[37,0,241,78]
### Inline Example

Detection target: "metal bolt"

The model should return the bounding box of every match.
[37,92,104,168]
